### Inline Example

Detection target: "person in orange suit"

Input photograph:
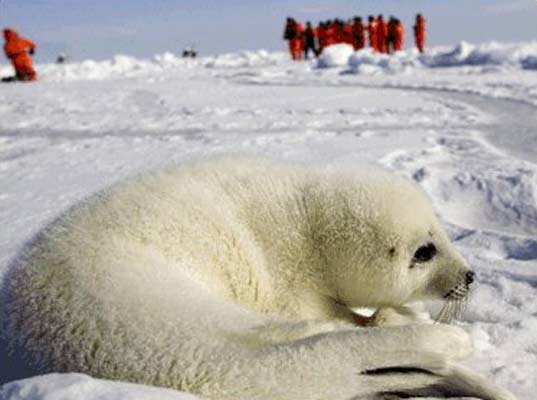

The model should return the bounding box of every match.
[283,18,304,60]
[291,21,305,60]
[352,16,365,50]
[376,15,388,54]
[414,13,426,53]
[3,28,36,81]
[367,15,378,51]
[324,20,338,47]
[393,19,405,52]
[283,18,297,60]
[343,20,354,46]
[333,20,344,44]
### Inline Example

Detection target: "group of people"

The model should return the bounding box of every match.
[3,28,37,81]
[283,14,426,60]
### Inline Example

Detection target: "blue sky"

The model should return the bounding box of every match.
[2,0,537,61]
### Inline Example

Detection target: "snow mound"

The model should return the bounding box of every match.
[422,41,537,68]
[35,50,285,81]
[0,373,198,400]
[422,167,537,238]
[39,54,179,81]
[348,49,422,74]
[317,44,355,68]
[346,41,537,74]
[204,50,284,68]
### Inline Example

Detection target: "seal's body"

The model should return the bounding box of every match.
[2,158,514,399]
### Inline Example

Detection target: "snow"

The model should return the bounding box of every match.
[422,41,537,69]
[317,41,537,74]
[1,41,536,399]
[317,43,355,68]
[0,374,197,400]
[347,49,421,75]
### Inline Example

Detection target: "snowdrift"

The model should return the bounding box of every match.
[317,43,355,68]
[331,41,537,74]
[416,164,537,243]
[14,50,285,82]
[2,41,535,82]
[0,374,198,400]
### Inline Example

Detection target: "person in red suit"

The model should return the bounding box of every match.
[414,14,426,53]
[291,21,305,60]
[283,18,305,60]
[393,19,405,52]
[324,20,338,47]
[3,28,37,81]
[376,15,388,54]
[367,15,378,51]
[352,17,365,50]
[343,20,354,46]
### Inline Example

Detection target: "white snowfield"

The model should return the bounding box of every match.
[0,41,536,399]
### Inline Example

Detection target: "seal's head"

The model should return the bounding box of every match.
[318,172,474,318]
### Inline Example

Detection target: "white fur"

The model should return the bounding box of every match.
[1,158,514,399]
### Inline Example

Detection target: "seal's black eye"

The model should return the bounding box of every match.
[413,243,437,263]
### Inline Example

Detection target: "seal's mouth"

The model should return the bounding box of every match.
[435,270,475,323]
[435,284,474,323]
[443,281,471,301]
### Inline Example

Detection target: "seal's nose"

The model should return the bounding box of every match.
[465,271,475,285]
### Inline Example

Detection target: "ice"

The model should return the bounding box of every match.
[1,40,536,399]
[422,41,537,68]
[0,374,197,400]
[1,41,533,84]
[323,41,537,74]
[317,43,355,68]
[348,48,422,74]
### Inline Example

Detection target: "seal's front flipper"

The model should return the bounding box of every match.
[373,363,516,400]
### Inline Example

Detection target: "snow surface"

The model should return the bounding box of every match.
[1,41,536,399]
[0,374,196,400]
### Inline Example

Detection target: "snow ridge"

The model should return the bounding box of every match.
[2,41,536,82]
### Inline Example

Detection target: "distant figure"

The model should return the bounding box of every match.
[376,15,388,54]
[56,53,67,64]
[283,18,296,59]
[292,21,305,60]
[342,20,354,46]
[303,21,318,59]
[414,14,426,53]
[387,17,397,54]
[324,20,337,48]
[393,19,405,52]
[317,22,326,54]
[333,18,344,44]
[3,28,36,81]
[352,17,365,50]
[182,47,197,58]
[283,18,304,60]
[367,16,378,51]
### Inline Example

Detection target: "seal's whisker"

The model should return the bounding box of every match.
[436,301,455,323]
[436,290,472,323]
